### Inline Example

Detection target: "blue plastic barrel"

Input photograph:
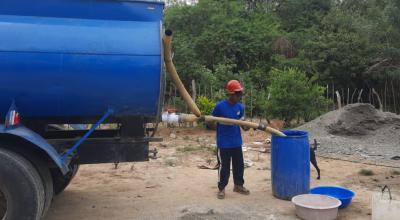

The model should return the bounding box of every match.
[271,130,310,200]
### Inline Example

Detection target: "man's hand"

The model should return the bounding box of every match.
[241,125,250,131]
[257,121,268,131]
[206,121,217,130]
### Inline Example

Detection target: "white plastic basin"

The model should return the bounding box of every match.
[291,194,342,220]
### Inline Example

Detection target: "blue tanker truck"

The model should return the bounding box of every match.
[0,1,165,219]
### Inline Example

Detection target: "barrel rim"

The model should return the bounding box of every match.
[272,129,308,138]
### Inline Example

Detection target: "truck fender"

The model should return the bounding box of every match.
[0,124,69,174]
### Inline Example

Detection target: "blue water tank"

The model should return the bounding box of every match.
[271,130,310,200]
[0,0,165,122]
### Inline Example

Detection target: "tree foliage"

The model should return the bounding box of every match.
[266,68,329,124]
[165,0,400,120]
[196,96,216,115]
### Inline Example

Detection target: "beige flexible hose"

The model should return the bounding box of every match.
[162,30,286,137]
[204,116,285,136]
[179,114,286,136]
[163,30,202,117]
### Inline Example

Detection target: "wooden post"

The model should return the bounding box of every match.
[392,81,397,114]
[341,88,345,107]
[372,88,375,107]
[368,88,372,105]
[167,84,173,107]
[326,84,329,111]
[326,84,329,100]
[250,85,253,119]
[372,88,383,111]
[191,79,197,102]
[384,80,388,112]
[197,82,200,97]
[351,88,357,104]
[347,88,350,105]
[335,91,342,109]
[174,85,177,108]
[381,88,384,111]
[242,82,246,110]
[332,83,335,110]
[385,87,388,111]
[357,89,363,103]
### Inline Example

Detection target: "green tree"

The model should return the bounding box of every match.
[266,68,329,124]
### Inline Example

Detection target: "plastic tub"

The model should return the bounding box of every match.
[292,194,341,220]
[310,186,355,208]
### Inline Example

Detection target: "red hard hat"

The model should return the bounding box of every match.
[225,80,244,94]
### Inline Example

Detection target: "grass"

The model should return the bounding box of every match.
[176,145,201,152]
[358,169,375,176]
[164,159,176,167]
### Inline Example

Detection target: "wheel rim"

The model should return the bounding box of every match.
[0,189,7,220]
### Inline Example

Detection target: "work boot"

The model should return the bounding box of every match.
[217,189,225,199]
[233,185,250,195]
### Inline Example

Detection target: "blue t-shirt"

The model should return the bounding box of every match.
[211,100,244,148]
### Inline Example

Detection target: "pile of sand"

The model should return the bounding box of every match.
[327,104,400,136]
[297,103,400,166]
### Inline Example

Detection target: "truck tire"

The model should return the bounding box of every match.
[27,155,54,218]
[52,164,79,195]
[2,145,54,218]
[0,148,45,220]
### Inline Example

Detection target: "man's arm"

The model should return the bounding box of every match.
[239,104,250,131]
[207,103,220,128]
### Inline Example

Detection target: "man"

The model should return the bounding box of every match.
[212,80,250,199]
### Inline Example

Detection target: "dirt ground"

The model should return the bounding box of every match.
[45,127,400,220]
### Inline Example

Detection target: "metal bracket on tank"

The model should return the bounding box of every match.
[59,109,114,163]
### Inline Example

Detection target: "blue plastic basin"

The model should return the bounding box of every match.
[310,186,355,208]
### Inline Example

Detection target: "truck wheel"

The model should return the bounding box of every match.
[0,190,6,220]
[0,148,45,220]
[37,165,53,218]
[52,164,79,195]
[4,146,54,218]
[27,155,54,218]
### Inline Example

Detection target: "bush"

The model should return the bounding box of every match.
[266,68,329,125]
[196,96,216,115]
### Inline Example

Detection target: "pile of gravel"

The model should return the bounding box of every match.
[297,103,400,166]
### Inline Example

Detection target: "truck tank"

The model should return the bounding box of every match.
[0,0,165,124]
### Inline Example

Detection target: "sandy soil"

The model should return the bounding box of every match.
[45,127,400,220]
